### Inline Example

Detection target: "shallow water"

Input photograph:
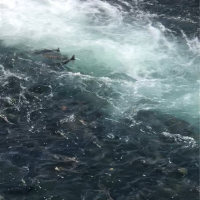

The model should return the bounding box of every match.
[0,0,199,199]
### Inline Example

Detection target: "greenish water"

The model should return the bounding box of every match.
[0,0,199,123]
[0,0,199,199]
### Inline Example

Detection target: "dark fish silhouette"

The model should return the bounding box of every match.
[1,185,34,195]
[30,48,75,67]
[33,48,60,55]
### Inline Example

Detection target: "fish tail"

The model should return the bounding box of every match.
[61,55,75,65]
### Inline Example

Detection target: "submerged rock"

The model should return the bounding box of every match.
[178,167,188,176]
[28,84,52,94]
[135,110,196,136]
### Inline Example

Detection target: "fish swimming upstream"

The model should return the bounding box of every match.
[32,48,60,55]
[30,48,75,68]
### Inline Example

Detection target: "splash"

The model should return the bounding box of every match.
[0,0,199,124]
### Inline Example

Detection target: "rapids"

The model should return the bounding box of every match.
[0,0,199,199]
[0,0,199,123]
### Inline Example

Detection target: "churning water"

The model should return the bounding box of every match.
[0,0,199,199]
[0,0,199,122]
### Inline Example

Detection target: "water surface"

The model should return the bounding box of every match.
[0,0,199,199]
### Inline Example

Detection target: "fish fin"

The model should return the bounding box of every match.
[70,55,75,60]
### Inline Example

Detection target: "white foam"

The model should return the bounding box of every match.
[0,0,199,123]
[162,132,197,148]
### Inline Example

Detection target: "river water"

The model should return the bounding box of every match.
[0,0,199,199]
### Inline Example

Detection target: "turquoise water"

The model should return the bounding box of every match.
[0,0,199,199]
[0,0,199,124]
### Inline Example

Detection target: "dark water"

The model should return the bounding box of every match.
[0,0,199,199]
